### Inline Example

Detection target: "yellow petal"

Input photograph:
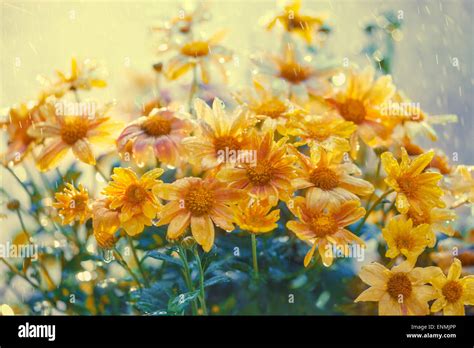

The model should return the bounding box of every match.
[191,215,215,252]
[359,262,389,287]
[354,287,385,302]
[72,139,96,165]
[36,140,69,172]
[447,258,462,281]
[303,242,317,267]
[167,212,191,239]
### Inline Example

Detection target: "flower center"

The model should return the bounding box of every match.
[125,184,148,205]
[214,135,241,153]
[340,99,366,124]
[60,118,89,145]
[394,234,415,250]
[185,186,215,216]
[442,280,463,303]
[246,161,274,185]
[180,41,210,57]
[398,176,418,198]
[141,116,172,137]
[279,62,311,84]
[309,167,339,190]
[386,273,412,300]
[254,99,287,119]
[310,214,338,237]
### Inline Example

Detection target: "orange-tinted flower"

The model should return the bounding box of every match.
[355,261,439,315]
[286,114,356,152]
[406,207,456,247]
[182,98,255,170]
[217,131,296,205]
[92,198,120,249]
[286,196,365,267]
[381,148,445,214]
[292,146,373,206]
[234,77,301,135]
[102,167,163,236]
[53,183,91,225]
[29,105,121,171]
[117,107,193,167]
[234,198,280,234]
[430,259,474,316]
[154,177,245,252]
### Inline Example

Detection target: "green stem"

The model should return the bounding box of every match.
[251,234,259,280]
[177,245,198,315]
[2,164,33,198]
[365,158,382,210]
[355,189,394,234]
[193,248,208,315]
[127,235,150,287]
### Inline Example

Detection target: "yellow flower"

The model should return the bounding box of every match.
[29,105,121,171]
[292,146,373,206]
[102,167,163,236]
[217,131,296,205]
[286,114,356,152]
[117,107,193,167]
[381,148,445,214]
[406,207,456,247]
[327,66,395,148]
[152,2,209,35]
[56,58,107,91]
[164,30,232,84]
[234,77,301,136]
[286,196,365,267]
[382,215,431,265]
[234,198,280,234]
[430,259,474,315]
[355,261,439,315]
[53,183,91,225]
[92,198,120,249]
[266,0,329,44]
[182,98,255,170]
[154,177,245,252]
[255,43,333,100]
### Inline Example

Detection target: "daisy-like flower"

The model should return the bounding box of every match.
[355,261,439,315]
[286,196,366,267]
[292,146,373,206]
[217,131,296,205]
[1,99,49,165]
[164,30,232,84]
[234,77,302,135]
[406,207,456,247]
[116,107,193,167]
[53,183,91,225]
[430,258,474,315]
[286,114,356,152]
[327,66,395,148]
[255,43,333,100]
[29,105,121,171]
[382,215,431,265]
[182,98,255,170]
[266,0,329,45]
[102,167,163,236]
[55,58,107,92]
[443,165,474,205]
[152,2,209,35]
[381,148,445,214]
[92,198,120,249]
[233,198,280,234]
[154,177,245,252]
